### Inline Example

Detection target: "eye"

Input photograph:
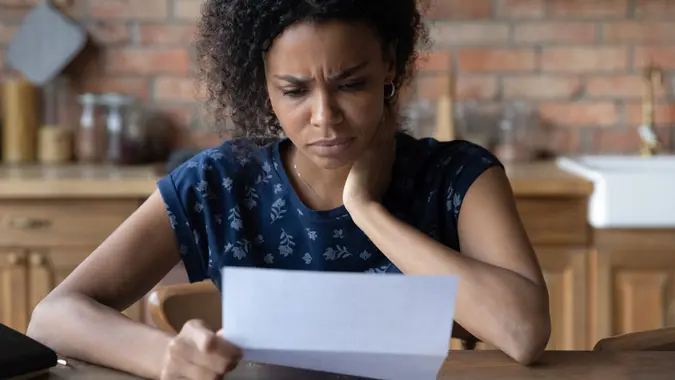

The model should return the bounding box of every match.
[281,88,307,97]
[340,80,366,91]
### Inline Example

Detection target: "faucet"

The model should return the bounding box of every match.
[638,61,663,157]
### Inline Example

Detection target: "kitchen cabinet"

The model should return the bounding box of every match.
[0,199,145,332]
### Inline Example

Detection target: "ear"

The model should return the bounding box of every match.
[383,41,397,83]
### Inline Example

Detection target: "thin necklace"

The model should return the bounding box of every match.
[293,163,322,200]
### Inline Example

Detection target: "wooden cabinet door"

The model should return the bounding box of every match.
[0,249,29,332]
[537,247,588,350]
[590,229,675,347]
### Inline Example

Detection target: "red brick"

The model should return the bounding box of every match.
[539,102,619,127]
[0,23,17,44]
[590,127,670,153]
[58,0,88,18]
[416,51,452,72]
[458,49,536,72]
[85,21,131,45]
[626,102,675,125]
[424,0,494,19]
[0,0,84,17]
[547,0,629,18]
[0,0,37,6]
[635,0,675,18]
[429,23,509,46]
[154,76,205,102]
[416,75,497,100]
[590,128,641,153]
[105,48,191,75]
[139,25,197,45]
[514,22,597,44]
[634,47,675,70]
[78,77,151,100]
[497,0,545,18]
[587,75,667,99]
[543,128,581,154]
[541,47,628,73]
[503,76,582,99]
[603,22,675,43]
[89,0,168,20]
[174,0,202,21]
[456,76,499,100]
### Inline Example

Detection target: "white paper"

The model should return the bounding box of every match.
[221,267,458,380]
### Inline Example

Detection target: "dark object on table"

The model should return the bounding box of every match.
[0,323,58,379]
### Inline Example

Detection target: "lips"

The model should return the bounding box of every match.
[307,137,355,157]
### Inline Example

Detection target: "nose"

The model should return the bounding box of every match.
[310,90,343,127]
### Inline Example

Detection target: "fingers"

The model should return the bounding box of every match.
[162,350,217,380]
[216,330,243,371]
[181,320,241,374]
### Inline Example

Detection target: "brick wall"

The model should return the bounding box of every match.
[1,0,675,154]
[418,0,675,153]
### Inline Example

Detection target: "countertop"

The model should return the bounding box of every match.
[0,161,592,199]
[0,164,161,199]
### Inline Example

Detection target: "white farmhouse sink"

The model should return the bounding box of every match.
[556,155,675,228]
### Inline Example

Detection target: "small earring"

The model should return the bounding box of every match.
[384,82,396,100]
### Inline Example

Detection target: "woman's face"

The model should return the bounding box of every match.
[265,20,395,170]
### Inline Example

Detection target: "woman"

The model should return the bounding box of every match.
[27,0,551,378]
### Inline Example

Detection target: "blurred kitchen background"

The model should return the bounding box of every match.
[1,0,674,167]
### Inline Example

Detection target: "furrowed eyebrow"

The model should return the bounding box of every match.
[329,61,368,80]
[273,61,369,84]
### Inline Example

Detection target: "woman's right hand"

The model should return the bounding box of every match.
[160,319,242,379]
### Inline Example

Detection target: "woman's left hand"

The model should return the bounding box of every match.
[343,110,397,212]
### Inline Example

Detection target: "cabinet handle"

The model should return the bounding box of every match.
[8,217,51,229]
[7,252,26,266]
[29,252,47,266]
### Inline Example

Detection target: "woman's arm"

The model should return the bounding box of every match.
[348,166,551,365]
[27,190,180,379]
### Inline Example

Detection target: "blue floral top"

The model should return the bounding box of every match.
[157,132,502,290]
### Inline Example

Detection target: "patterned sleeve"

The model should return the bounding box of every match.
[157,150,221,283]
[443,141,504,225]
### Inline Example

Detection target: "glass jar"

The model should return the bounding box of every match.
[99,93,138,165]
[38,75,75,164]
[76,93,106,163]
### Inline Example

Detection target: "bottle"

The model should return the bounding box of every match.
[76,93,106,163]
[38,75,74,164]
[100,93,134,165]
[2,74,38,164]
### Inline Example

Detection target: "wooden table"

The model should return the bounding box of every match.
[46,350,675,379]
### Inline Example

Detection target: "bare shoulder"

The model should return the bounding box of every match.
[48,189,181,311]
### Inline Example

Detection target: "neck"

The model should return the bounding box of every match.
[293,146,350,189]
[284,142,349,210]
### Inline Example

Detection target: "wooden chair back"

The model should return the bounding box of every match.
[148,281,221,333]
[593,327,675,351]
[147,281,480,349]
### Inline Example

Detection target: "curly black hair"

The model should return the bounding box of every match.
[195,0,430,140]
